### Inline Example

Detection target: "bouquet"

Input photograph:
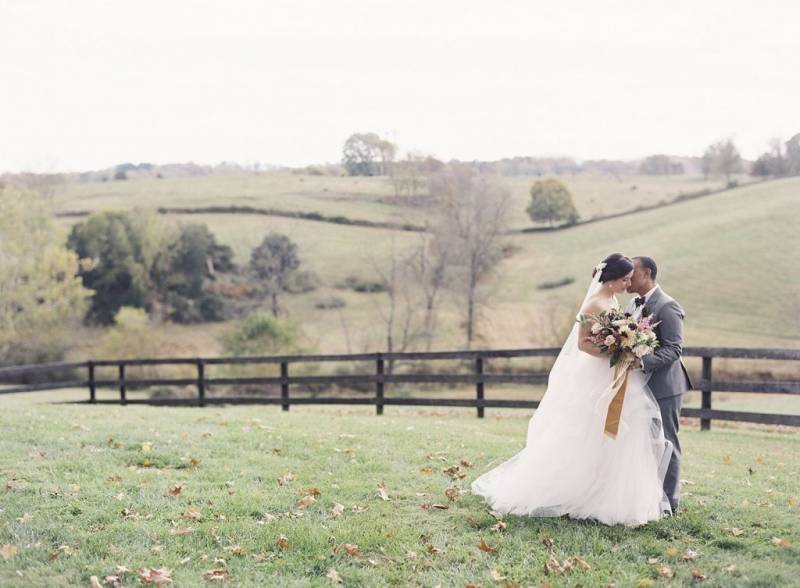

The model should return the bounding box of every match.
[579,309,659,368]
[578,309,660,439]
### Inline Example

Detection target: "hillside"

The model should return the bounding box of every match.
[53,174,799,357]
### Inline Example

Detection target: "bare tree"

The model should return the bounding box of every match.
[406,231,450,351]
[430,164,511,348]
[365,238,426,373]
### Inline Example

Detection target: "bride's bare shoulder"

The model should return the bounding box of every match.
[579,295,607,316]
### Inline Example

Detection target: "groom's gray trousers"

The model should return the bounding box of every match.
[657,393,684,512]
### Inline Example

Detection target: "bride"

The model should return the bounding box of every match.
[471,253,673,527]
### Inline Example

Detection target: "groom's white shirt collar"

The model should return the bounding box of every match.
[642,284,659,302]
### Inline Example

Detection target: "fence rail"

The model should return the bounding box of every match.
[1,347,798,429]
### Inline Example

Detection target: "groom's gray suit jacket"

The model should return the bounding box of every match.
[640,286,693,399]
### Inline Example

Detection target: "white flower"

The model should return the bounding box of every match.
[604,335,616,346]
[590,323,602,334]
[634,345,651,358]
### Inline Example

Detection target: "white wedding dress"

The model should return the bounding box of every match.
[471,276,673,527]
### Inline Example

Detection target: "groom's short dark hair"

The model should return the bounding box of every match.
[634,256,658,280]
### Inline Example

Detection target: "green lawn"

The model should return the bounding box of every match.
[1,393,798,586]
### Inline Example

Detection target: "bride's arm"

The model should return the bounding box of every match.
[577,300,605,357]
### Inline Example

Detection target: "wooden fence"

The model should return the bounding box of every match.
[1,347,798,429]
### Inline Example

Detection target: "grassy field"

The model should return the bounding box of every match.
[1,392,798,587]
[52,173,800,357]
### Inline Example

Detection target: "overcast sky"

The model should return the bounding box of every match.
[1,0,798,172]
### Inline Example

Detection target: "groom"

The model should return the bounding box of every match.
[626,256,692,516]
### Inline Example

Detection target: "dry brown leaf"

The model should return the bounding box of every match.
[432,503,449,510]
[636,580,655,588]
[425,543,441,555]
[303,487,322,497]
[544,553,564,575]
[377,481,389,501]
[721,455,731,465]
[59,544,79,556]
[460,459,474,468]
[488,510,504,521]
[420,467,433,475]
[203,568,227,581]
[478,538,497,554]
[277,472,295,486]
[6,479,25,491]
[296,495,317,509]
[276,535,289,550]
[0,544,17,560]
[89,576,103,588]
[138,567,172,586]
[665,546,679,557]
[490,569,507,581]
[772,537,791,548]
[723,527,744,537]
[189,457,201,467]
[659,565,674,579]
[343,543,361,557]
[442,465,467,479]
[445,487,460,502]
[171,527,194,536]
[182,508,202,521]
[326,567,343,584]
[331,503,345,517]
[572,556,592,571]
[491,521,508,532]
[691,568,707,581]
[682,548,698,560]
[166,484,184,497]
[542,536,554,549]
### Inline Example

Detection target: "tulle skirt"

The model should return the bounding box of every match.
[471,350,673,527]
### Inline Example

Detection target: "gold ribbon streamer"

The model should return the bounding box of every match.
[604,356,633,439]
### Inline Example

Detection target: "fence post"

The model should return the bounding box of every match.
[88,361,96,403]
[376,354,384,415]
[280,361,289,411]
[476,355,485,418]
[118,363,126,406]
[701,356,712,431]
[197,360,205,407]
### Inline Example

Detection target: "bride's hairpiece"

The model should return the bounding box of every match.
[592,261,607,278]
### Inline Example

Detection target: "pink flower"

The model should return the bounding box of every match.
[604,335,616,346]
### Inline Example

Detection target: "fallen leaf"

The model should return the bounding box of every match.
[203,568,226,581]
[171,527,193,536]
[420,467,433,475]
[431,503,449,510]
[303,487,322,497]
[182,508,202,521]
[789,496,798,508]
[665,546,679,557]
[721,455,731,465]
[326,568,342,584]
[276,535,289,550]
[445,487,460,502]
[377,481,389,501]
[491,521,508,532]
[343,543,361,556]
[59,544,79,556]
[637,580,655,588]
[166,484,184,497]
[542,535,554,549]
[295,495,317,509]
[0,544,17,560]
[659,565,674,579]
[331,503,345,517]
[772,537,791,548]
[691,568,707,581]
[141,442,153,453]
[5,479,25,491]
[478,538,497,554]
[490,570,507,581]
[442,464,467,479]
[16,513,32,524]
[723,527,745,537]
[460,459,474,468]
[544,553,564,575]
[278,472,295,486]
[90,576,103,588]
[572,556,592,571]
[138,567,172,586]
[682,548,698,561]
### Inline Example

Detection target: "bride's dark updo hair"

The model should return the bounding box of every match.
[592,253,634,282]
